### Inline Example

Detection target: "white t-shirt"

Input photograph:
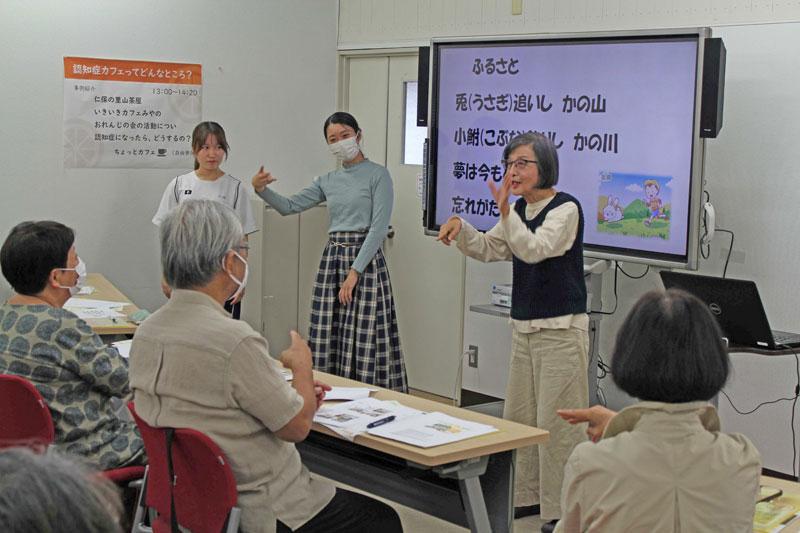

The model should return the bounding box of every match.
[152,171,258,234]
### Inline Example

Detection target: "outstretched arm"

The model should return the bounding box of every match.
[557,405,617,442]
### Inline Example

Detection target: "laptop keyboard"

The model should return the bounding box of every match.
[772,330,800,346]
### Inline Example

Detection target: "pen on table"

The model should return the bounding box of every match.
[366,415,395,429]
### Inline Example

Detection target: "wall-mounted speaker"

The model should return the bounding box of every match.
[700,38,726,138]
[417,46,430,127]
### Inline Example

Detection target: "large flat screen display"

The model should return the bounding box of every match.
[425,30,709,267]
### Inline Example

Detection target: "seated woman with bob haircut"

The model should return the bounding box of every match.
[554,289,761,533]
[0,221,144,470]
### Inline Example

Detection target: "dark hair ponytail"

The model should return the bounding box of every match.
[323,112,360,138]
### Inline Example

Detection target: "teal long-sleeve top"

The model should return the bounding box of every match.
[256,159,393,273]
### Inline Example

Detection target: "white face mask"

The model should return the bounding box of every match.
[328,136,361,162]
[223,250,248,305]
[56,257,87,297]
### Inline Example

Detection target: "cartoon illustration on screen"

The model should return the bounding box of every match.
[643,179,665,226]
[596,172,671,239]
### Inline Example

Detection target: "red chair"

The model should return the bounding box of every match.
[0,374,54,451]
[0,374,144,483]
[129,402,241,533]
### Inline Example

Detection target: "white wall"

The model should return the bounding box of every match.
[337,0,800,471]
[0,0,338,328]
[338,0,800,49]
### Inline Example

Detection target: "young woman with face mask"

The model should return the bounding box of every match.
[152,121,259,318]
[252,112,407,392]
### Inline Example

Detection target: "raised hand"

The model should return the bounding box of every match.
[557,405,617,443]
[252,165,277,193]
[279,330,312,371]
[436,216,463,246]
[488,168,512,217]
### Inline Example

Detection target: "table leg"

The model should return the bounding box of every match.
[436,451,514,533]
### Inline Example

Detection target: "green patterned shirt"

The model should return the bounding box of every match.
[0,303,144,469]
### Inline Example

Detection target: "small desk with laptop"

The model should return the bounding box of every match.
[298,371,549,533]
[67,273,141,337]
[661,271,800,476]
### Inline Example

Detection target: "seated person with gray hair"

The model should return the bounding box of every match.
[554,289,761,533]
[0,447,124,532]
[0,221,145,470]
[130,199,402,533]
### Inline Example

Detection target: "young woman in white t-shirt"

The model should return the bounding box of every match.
[153,121,258,317]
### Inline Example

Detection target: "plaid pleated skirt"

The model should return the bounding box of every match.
[309,231,408,392]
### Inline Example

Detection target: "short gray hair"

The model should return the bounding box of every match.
[0,448,122,532]
[502,132,559,189]
[160,199,244,289]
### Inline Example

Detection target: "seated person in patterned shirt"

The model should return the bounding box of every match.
[0,220,145,470]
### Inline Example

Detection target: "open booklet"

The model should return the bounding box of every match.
[313,398,497,447]
[367,411,498,448]
[313,398,419,441]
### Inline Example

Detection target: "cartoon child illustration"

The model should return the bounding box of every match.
[644,179,663,226]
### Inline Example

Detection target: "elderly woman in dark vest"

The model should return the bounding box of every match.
[437,132,588,531]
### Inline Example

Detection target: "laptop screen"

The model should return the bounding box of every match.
[659,271,778,349]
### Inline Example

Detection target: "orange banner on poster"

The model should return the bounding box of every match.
[64,57,201,85]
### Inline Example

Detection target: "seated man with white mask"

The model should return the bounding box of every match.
[0,221,145,470]
[130,199,402,533]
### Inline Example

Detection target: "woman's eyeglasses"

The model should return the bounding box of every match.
[502,158,538,170]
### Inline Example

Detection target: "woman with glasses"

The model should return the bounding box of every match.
[437,132,588,531]
[251,112,407,392]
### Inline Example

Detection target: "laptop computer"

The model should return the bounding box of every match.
[659,271,800,350]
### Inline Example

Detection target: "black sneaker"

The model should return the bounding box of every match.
[513,504,540,519]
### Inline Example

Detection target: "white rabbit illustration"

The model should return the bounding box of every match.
[603,197,623,223]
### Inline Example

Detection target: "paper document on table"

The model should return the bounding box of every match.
[754,491,800,532]
[324,387,377,401]
[69,308,126,320]
[313,398,420,440]
[78,286,95,295]
[111,339,133,358]
[367,411,498,448]
[64,298,126,309]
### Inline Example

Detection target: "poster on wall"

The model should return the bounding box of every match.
[63,56,202,169]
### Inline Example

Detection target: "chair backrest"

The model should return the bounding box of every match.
[127,401,172,519]
[128,402,239,533]
[169,427,239,533]
[0,374,54,450]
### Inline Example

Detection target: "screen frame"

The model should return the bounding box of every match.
[422,28,711,270]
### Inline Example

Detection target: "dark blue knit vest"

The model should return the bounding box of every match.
[511,192,587,320]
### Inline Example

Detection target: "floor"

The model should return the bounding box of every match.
[329,478,547,533]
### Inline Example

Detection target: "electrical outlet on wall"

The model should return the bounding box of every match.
[468,345,479,368]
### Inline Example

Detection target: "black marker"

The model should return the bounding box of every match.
[366,415,395,429]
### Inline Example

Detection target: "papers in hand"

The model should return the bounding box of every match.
[367,411,498,448]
